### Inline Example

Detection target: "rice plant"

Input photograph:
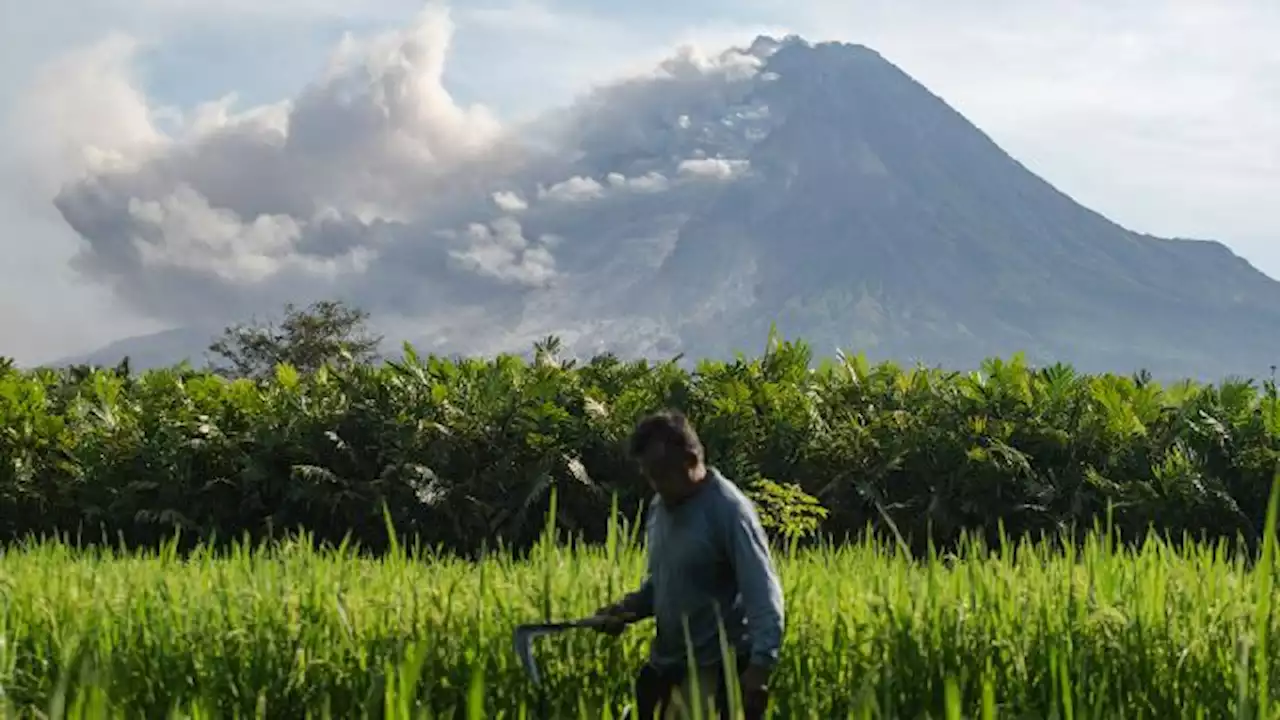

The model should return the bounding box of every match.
[3,483,1280,718]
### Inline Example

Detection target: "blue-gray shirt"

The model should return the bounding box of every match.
[618,468,785,671]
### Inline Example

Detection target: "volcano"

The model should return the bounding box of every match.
[57,35,1280,380]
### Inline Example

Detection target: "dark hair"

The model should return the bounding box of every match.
[629,409,704,461]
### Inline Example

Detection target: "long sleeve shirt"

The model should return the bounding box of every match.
[618,467,785,671]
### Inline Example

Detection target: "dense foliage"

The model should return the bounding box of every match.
[1,335,1278,556]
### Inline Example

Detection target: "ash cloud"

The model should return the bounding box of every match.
[539,176,606,203]
[36,3,779,352]
[678,157,752,180]
[447,217,558,288]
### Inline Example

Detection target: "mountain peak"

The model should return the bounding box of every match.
[49,28,1280,381]
[744,34,810,59]
[641,35,1280,378]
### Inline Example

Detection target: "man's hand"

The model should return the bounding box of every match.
[738,664,771,719]
[589,603,636,636]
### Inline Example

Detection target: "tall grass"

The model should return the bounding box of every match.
[4,483,1280,719]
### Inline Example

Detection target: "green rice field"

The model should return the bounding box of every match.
[5,495,1280,720]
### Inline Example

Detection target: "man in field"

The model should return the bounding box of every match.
[593,410,785,719]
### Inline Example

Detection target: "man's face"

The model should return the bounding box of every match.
[637,441,693,500]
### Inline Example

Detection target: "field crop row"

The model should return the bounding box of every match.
[5,506,1280,718]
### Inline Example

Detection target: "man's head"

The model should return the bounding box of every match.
[629,410,707,503]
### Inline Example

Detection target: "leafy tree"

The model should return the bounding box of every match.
[746,478,829,542]
[207,300,382,380]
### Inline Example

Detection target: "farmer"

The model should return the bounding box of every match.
[593,410,785,719]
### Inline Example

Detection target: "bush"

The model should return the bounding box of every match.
[1,336,1278,556]
[745,478,828,542]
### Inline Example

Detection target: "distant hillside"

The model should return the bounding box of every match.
[57,35,1280,380]
[53,327,220,371]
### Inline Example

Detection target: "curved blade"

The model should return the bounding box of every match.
[513,617,613,686]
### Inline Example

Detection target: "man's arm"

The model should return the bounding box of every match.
[724,498,785,671]
[614,576,655,619]
[591,573,652,638]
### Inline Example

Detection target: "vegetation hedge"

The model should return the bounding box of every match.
[1,337,1278,557]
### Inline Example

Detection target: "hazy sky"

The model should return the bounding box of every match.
[2,0,1277,365]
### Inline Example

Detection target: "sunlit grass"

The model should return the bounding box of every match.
[4,484,1280,718]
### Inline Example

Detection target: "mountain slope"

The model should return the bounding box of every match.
[52,35,1280,380]
[641,39,1280,377]
[51,326,221,370]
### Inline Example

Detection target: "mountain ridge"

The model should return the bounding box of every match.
[41,34,1280,380]
[637,36,1280,378]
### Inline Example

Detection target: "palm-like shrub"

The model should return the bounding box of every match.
[0,336,1277,557]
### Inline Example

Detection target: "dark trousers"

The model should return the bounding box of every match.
[632,650,765,719]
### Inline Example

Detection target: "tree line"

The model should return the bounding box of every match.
[1,300,1278,557]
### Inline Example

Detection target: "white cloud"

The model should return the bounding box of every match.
[128,185,302,283]
[492,190,528,212]
[15,0,793,347]
[677,157,749,180]
[539,175,605,202]
[36,4,531,323]
[608,171,670,193]
[126,184,375,283]
[653,44,764,82]
[449,216,556,287]
[10,33,168,198]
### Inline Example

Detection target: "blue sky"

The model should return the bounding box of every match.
[2,0,1277,364]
